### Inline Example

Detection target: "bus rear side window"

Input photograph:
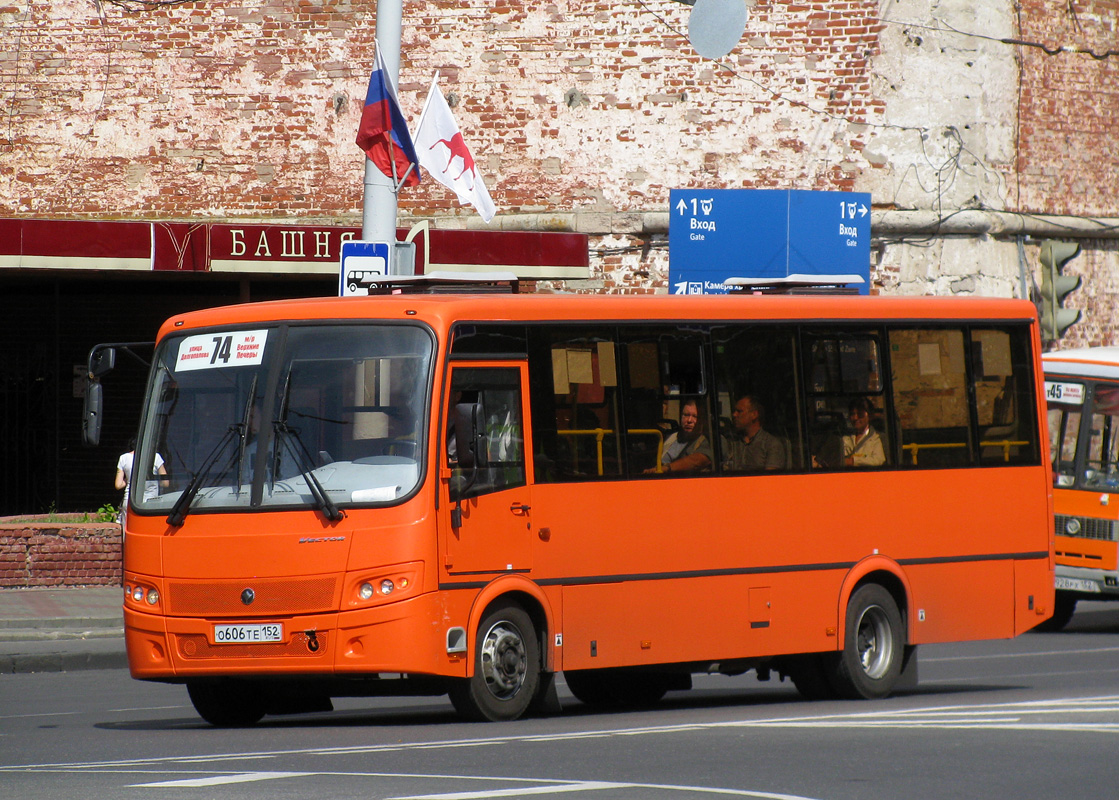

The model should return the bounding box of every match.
[972,327,1039,467]
[890,328,970,468]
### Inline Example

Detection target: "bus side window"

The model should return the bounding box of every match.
[889,328,970,468]
[972,328,1039,466]
[448,367,526,499]
[711,324,802,473]
[538,333,622,481]
[803,330,889,470]
[622,328,712,476]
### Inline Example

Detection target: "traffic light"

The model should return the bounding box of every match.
[1038,239,1082,341]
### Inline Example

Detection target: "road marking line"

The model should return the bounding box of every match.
[0,711,79,721]
[6,695,1119,774]
[389,781,627,799]
[924,646,1119,662]
[131,771,311,788]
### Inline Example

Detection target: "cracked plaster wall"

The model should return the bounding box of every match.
[2,0,1119,342]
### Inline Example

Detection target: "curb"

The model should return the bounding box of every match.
[0,626,124,642]
[0,638,128,674]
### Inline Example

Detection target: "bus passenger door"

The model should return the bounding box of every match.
[441,363,534,576]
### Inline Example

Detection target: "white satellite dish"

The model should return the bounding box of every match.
[688,0,748,60]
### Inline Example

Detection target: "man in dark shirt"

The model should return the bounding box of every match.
[723,394,787,472]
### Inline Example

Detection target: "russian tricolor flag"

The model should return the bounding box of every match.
[356,45,421,188]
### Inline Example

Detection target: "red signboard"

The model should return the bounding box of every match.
[0,218,588,279]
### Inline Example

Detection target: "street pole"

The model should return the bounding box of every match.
[362,0,403,266]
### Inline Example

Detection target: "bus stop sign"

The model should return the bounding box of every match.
[340,240,391,296]
[669,189,871,294]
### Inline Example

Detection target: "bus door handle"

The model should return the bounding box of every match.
[510,502,531,516]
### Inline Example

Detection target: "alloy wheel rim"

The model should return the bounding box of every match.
[855,604,893,679]
[480,621,527,699]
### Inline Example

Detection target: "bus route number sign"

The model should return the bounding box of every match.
[1045,381,1085,405]
[176,330,269,372]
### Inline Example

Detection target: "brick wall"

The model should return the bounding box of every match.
[0,0,887,221]
[3,0,1119,323]
[1015,1,1119,217]
[3,2,1115,222]
[0,524,122,588]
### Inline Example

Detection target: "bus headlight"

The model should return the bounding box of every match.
[132,586,145,603]
[146,588,160,605]
[359,582,374,600]
[380,579,395,595]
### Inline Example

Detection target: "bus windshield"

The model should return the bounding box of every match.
[133,323,433,518]
[1045,377,1119,491]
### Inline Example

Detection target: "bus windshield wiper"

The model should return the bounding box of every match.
[166,424,241,527]
[234,376,258,491]
[274,420,345,522]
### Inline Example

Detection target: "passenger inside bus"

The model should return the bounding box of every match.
[646,398,712,474]
[843,397,886,467]
[722,394,788,472]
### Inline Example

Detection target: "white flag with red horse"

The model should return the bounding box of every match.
[413,76,497,223]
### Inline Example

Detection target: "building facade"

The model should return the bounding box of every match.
[2,0,1118,513]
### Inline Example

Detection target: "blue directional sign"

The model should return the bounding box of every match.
[339,240,391,297]
[668,189,871,294]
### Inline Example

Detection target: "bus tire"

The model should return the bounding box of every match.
[187,679,267,727]
[449,603,540,722]
[1036,592,1077,632]
[783,654,839,701]
[564,668,673,709]
[830,583,904,699]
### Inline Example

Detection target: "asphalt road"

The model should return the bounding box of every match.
[1,602,1117,800]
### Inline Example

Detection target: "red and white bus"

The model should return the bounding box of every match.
[1042,347,1119,629]
[101,288,1054,724]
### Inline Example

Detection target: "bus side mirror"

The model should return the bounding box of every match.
[82,379,103,447]
[89,346,116,378]
[454,402,488,470]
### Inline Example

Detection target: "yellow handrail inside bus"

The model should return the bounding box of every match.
[902,440,1029,465]
[557,428,665,475]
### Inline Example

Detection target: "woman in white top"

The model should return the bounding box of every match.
[114,439,166,526]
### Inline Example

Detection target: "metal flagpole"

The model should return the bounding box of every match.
[362,0,403,268]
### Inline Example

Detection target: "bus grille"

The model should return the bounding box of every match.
[167,577,338,616]
[1055,514,1119,542]
[175,631,329,660]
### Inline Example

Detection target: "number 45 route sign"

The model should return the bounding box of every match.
[668,189,871,295]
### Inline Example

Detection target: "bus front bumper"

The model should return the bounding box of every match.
[124,592,470,681]
[1055,565,1119,600]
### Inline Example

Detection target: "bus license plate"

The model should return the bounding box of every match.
[213,623,284,644]
[1055,577,1100,593]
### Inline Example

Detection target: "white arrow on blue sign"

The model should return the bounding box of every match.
[668,189,871,295]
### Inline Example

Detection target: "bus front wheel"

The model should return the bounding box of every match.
[449,603,540,722]
[831,584,904,699]
[187,679,267,727]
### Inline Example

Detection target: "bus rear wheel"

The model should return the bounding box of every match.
[564,668,671,709]
[449,603,540,722]
[187,679,267,727]
[784,654,839,701]
[830,584,904,699]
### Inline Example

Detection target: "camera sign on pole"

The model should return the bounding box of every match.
[340,241,391,296]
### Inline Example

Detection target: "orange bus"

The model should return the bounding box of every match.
[1042,347,1119,629]
[102,288,1054,725]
